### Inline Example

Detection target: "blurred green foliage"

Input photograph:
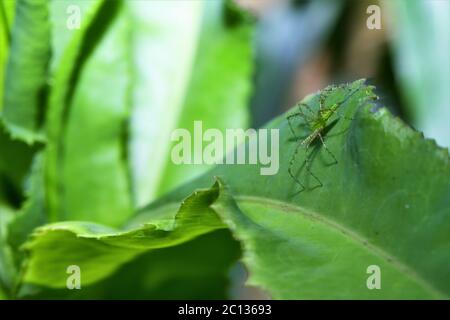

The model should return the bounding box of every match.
[387,0,450,147]
[0,0,252,299]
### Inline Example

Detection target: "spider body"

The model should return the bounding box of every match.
[303,103,340,146]
[286,83,361,193]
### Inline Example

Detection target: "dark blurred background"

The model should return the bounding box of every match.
[238,0,449,147]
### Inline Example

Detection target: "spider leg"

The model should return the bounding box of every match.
[299,102,315,116]
[318,86,334,110]
[287,105,312,139]
[304,143,323,189]
[288,140,306,193]
[318,133,338,165]
[287,113,302,139]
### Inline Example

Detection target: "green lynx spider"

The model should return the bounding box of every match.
[287,83,361,193]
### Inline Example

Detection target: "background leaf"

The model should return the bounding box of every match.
[156,0,253,197]
[20,230,240,299]
[1,0,255,299]
[49,0,103,72]
[44,0,253,225]
[44,0,118,223]
[20,181,225,289]
[0,0,16,111]
[0,204,15,298]
[127,0,253,206]
[0,127,36,208]
[385,0,450,147]
[1,0,50,143]
[56,0,132,225]
[125,0,203,207]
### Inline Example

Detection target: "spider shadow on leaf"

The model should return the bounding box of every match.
[287,143,322,197]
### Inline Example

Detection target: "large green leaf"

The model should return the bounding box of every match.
[125,0,253,207]
[199,80,449,298]
[45,0,203,224]
[212,182,442,299]
[1,0,50,143]
[57,0,132,226]
[46,1,134,225]
[19,230,240,299]
[20,181,225,289]
[125,0,203,207]
[45,0,253,225]
[19,80,450,298]
[44,0,115,223]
